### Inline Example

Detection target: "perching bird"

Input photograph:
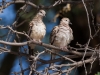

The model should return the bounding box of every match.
[50,18,73,66]
[28,10,46,55]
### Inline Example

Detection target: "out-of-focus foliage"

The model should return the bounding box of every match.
[95,72,100,75]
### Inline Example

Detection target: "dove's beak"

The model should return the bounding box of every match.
[43,14,46,17]
[69,22,72,25]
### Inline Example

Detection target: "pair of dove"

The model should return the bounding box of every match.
[28,10,73,61]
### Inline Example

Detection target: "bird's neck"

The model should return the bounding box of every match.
[60,22,68,27]
[60,22,64,25]
[35,14,43,20]
[32,15,43,23]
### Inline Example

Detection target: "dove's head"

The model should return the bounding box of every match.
[37,10,46,17]
[61,18,72,25]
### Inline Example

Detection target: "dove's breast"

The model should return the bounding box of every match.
[30,22,46,40]
[53,26,72,47]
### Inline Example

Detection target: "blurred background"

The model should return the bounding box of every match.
[0,0,100,75]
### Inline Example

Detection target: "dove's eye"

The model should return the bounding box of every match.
[40,11,42,13]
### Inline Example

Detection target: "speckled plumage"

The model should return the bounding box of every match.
[50,18,73,66]
[28,10,46,55]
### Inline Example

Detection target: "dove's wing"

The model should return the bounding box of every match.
[50,26,59,45]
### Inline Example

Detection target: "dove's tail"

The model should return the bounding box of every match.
[49,49,56,67]
[28,44,35,63]
[28,44,36,55]
[29,47,34,55]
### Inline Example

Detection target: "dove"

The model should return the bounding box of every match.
[28,10,46,55]
[50,18,73,66]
